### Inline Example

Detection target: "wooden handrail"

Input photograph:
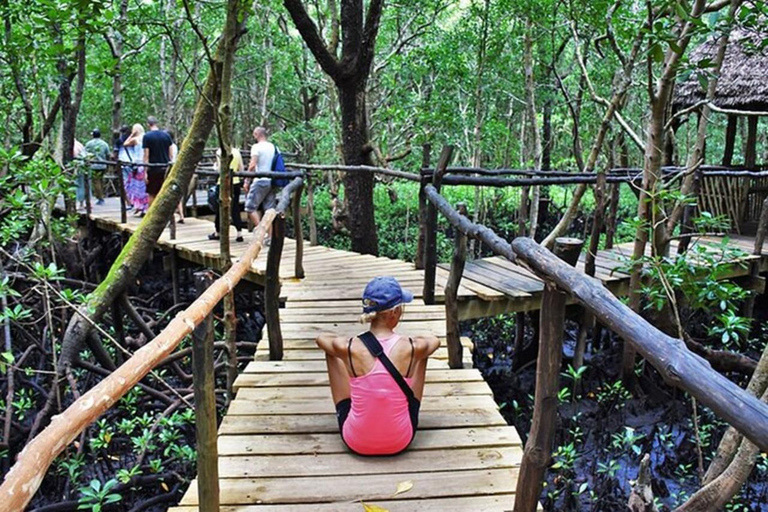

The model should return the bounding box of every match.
[511,236,768,451]
[264,177,305,361]
[424,184,768,449]
[423,183,768,512]
[0,177,304,510]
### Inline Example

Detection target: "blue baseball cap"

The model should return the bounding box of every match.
[362,276,413,313]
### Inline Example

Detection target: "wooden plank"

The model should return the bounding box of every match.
[235,381,492,400]
[216,447,522,478]
[178,468,519,505]
[233,368,485,390]
[170,493,517,512]
[226,394,499,415]
[252,347,470,364]
[242,359,459,373]
[252,337,473,351]
[217,426,521,456]
[218,408,508,434]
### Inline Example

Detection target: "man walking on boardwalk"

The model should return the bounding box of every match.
[243,126,276,242]
[142,116,173,206]
[84,129,111,205]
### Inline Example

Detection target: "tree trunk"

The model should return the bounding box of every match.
[339,80,378,255]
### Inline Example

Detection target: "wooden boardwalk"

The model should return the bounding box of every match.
[68,196,767,510]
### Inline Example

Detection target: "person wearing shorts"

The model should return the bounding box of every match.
[243,126,276,242]
[142,116,173,206]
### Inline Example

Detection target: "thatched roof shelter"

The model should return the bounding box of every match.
[673,28,768,111]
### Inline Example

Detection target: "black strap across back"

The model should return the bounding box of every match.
[357,331,420,432]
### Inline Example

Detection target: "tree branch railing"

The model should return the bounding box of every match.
[0,177,304,511]
[422,183,768,512]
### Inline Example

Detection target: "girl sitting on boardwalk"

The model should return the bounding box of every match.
[316,277,440,456]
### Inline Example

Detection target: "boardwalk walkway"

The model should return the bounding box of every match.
[68,196,767,510]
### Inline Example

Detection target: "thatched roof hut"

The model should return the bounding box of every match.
[673,28,768,111]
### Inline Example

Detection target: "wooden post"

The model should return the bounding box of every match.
[84,168,92,222]
[293,182,305,279]
[514,282,567,512]
[445,203,467,369]
[605,182,620,249]
[266,213,285,360]
[415,144,431,270]
[553,237,583,267]
[744,196,768,318]
[514,237,580,512]
[745,116,758,169]
[423,145,454,304]
[678,169,702,255]
[518,186,530,237]
[306,172,318,246]
[192,271,220,512]
[170,250,180,305]
[115,161,127,224]
[722,115,738,167]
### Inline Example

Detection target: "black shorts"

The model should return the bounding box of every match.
[335,398,352,431]
[334,397,421,456]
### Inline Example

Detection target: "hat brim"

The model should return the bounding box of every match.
[401,288,414,304]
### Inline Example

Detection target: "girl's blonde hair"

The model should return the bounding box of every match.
[359,303,405,324]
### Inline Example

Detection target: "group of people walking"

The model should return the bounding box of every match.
[76,120,283,243]
[114,117,177,218]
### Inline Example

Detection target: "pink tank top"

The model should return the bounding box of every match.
[342,333,415,455]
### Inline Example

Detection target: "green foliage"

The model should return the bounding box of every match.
[77,479,122,512]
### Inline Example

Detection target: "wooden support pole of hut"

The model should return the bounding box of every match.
[115,161,127,224]
[723,115,738,167]
[678,169,702,255]
[415,144,432,270]
[745,116,758,169]
[192,271,220,512]
[743,196,768,318]
[266,213,286,360]
[605,182,621,249]
[514,238,578,512]
[423,145,454,304]
[445,203,467,369]
[293,182,305,279]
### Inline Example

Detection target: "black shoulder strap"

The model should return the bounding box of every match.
[358,332,416,403]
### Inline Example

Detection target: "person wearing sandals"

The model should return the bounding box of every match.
[209,147,245,242]
[316,277,440,455]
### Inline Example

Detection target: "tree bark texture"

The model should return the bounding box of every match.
[283,0,384,255]
[514,281,566,512]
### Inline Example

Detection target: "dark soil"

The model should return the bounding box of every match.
[466,297,768,511]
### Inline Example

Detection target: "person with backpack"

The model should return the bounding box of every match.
[243,126,282,243]
[315,277,440,455]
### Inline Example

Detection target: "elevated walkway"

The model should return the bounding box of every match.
[67,196,767,510]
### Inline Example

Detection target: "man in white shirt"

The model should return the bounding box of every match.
[243,126,276,239]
